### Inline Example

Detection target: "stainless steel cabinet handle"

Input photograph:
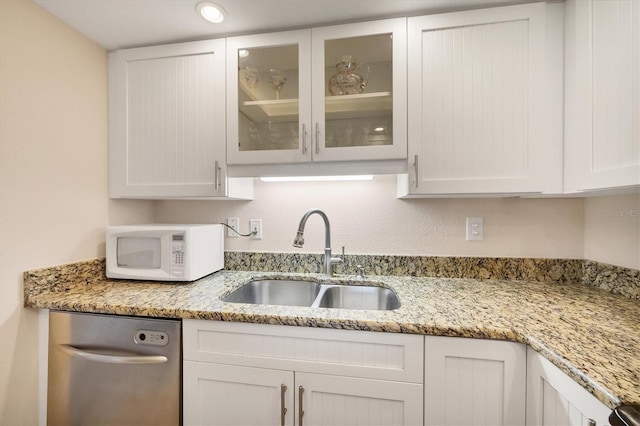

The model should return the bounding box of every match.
[214,160,221,190]
[60,344,168,364]
[413,154,419,188]
[315,123,320,155]
[302,123,307,155]
[298,385,305,426]
[280,384,287,426]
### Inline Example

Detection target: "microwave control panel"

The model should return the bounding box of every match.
[171,233,185,275]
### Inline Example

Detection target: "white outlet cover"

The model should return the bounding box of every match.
[227,217,239,238]
[249,219,262,240]
[466,217,484,241]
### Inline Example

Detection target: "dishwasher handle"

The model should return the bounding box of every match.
[60,344,168,364]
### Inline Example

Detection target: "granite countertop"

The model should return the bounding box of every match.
[24,267,640,410]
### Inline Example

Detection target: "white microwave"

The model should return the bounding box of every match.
[106,224,224,281]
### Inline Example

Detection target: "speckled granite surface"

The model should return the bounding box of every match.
[225,252,640,299]
[24,258,640,410]
[224,252,584,283]
[583,260,640,300]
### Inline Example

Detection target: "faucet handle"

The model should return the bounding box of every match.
[329,246,344,270]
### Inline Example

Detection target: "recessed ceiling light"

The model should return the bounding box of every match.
[196,2,225,24]
[238,49,249,58]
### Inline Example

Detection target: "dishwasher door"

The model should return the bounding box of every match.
[47,311,181,426]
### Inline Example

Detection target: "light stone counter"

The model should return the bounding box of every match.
[24,261,640,410]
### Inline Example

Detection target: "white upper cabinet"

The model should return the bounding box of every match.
[109,40,253,199]
[565,0,640,193]
[400,3,563,196]
[226,19,407,176]
[226,30,312,166]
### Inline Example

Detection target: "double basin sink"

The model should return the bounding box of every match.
[223,279,401,311]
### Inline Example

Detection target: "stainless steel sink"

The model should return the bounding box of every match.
[316,285,401,310]
[223,279,401,311]
[222,279,321,307]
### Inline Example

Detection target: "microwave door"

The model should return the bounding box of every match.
[117,237,161,269]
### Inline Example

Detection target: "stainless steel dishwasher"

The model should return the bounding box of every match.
[47,310,181,425]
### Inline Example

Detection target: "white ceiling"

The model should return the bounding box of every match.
[33,0,542,51]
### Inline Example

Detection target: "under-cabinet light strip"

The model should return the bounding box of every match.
[260,175,374,182]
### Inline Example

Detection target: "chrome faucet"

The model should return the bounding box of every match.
[293,208,343,276]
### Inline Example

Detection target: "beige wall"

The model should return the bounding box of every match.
[0,1,154,424]
[156,176,586,260]
[584,193,640,270]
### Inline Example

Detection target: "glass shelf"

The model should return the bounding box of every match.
[240,91,392,122]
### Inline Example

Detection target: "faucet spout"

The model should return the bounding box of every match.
[292,208,342,276]
[293,231,305,248]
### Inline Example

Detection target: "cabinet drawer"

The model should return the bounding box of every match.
[183,320,423,383]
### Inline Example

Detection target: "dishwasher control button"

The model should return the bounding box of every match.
[135,330,169,346]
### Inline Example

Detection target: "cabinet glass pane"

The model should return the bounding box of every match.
[324,33,393,148]
[237,45,299,151]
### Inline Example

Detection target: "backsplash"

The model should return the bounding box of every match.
[23,254,640,300]
[582,260,640,300]
[224,252,639,300]
[224,252,583,282]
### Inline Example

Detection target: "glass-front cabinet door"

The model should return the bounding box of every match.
[226,19,406,167]
[227,30,312,165]
[311,18,407,163]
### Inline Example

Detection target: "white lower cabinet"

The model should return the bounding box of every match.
[297,372,422,426]
[424,336,527,426]
[526,348,611,426]
[183,320,424,426]
[183,321,611,426]
[184,362,294,426]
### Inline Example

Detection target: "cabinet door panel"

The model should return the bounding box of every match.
[297,372,423,426]
[405,3,563,195]
[564,0,640,192]
[226,30,312,166]
[183,361,294,426]
[311,18,407,163]
[109,40,231,198]
[424,336,526,426]
[526,348,611,426]
[541,380,588,426]
[419,20,528,182]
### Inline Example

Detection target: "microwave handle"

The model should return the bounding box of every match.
[60,344,168,365]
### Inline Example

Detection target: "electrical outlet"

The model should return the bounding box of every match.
[249,219,262,240]
[466,217,484,241]
[227,217,239,238]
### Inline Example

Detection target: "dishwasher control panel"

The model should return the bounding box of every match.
[134,329,170,346]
